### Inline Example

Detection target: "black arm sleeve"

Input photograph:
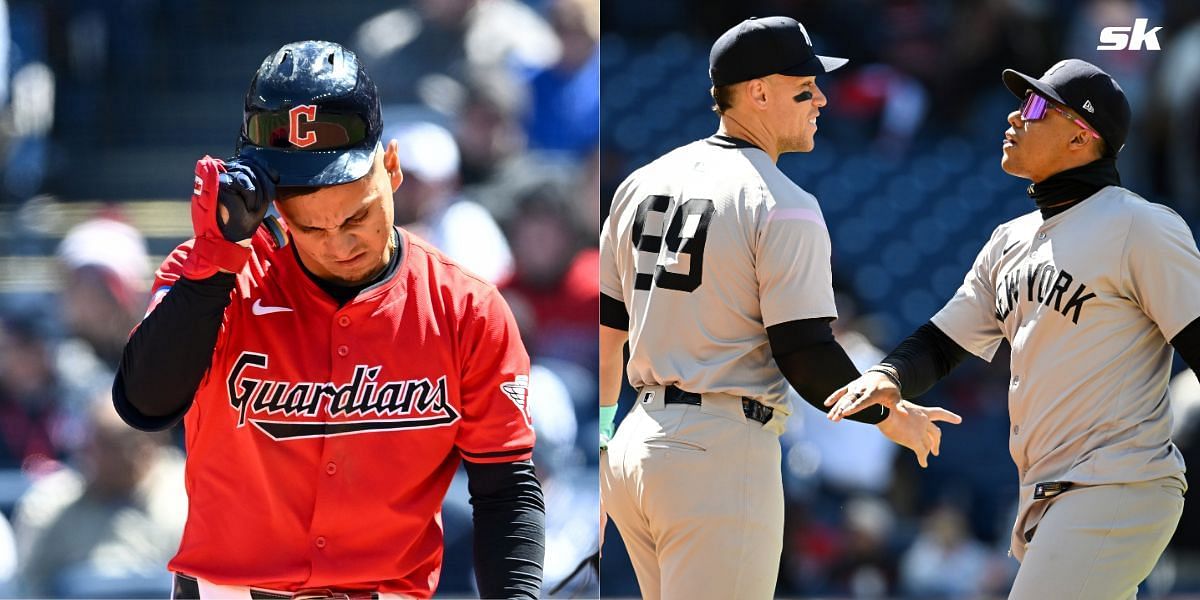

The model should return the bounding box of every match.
[600,293,628,330]
[767,318,890,425]
[878,321,972,398]
[464,459,546,599]
[112,273,236,431]
[1171,316,1200,374]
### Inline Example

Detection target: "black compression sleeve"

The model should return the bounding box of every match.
[878,321,972,398]
[464,459,546,599]
[767,318,890,425]
[112,273,236,431]
[600,293,628,330]
[1171,316,1200,374]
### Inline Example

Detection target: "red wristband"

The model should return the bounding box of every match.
[181,236,251,280]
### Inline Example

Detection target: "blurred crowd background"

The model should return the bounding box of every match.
[0,0,599,597]
[600,0,1200,598]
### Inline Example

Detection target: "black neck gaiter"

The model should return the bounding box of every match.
[1026,157,1121,219]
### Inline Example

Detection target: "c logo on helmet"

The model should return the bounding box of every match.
[288,105,318,148]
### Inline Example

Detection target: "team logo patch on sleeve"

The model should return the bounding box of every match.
[500,375,531,425]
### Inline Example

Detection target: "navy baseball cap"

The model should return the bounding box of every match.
[709,16,848,87]
[1002,59,1130,156]
[236,41,383,187]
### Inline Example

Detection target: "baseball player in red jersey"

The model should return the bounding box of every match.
[111,41,544,599]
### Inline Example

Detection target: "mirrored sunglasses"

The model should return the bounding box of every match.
[1020,91,1100,139]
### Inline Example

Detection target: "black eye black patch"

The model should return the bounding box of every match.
[793,91,813,102]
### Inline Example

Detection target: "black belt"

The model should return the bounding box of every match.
[661,384,774,425]
[173,574,379,600]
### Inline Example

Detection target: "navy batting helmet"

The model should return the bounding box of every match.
[236,41,383,187]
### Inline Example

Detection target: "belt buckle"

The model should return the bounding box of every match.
[292,591,349,600]
[1033,481,1073,500]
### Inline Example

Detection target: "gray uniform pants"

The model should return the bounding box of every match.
[1010,476,1185,600]
[601,388,784,600]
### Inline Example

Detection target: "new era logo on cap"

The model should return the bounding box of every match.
[1082,100,1095,113]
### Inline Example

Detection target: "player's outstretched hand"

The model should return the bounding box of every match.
[876,400,963,468]
[217,158,276,243]
[824,370,901,422]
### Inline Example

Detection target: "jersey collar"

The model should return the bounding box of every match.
[285,226,409,308]
[705,134,764,152]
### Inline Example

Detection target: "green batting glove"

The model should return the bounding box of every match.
[600,404,618,451]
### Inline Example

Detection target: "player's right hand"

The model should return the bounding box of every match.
[216,158,275,243]
[824,370,901,422]
[875,400,962,468]
[182,156,271,280]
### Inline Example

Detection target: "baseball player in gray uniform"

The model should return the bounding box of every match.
[598,17,961,600]
[827,59,1200,599]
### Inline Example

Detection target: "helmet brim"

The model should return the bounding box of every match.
[238,142,379,188]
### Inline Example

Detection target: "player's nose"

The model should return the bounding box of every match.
[1007,109,1023,129]
[327,231,359,260]
[811,83,827,108]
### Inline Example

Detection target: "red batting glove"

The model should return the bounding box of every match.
[181,156,253,280]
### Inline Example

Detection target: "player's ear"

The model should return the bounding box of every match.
[383,139,404,191]
[744,79,769,110]
[1067,129,1093,154]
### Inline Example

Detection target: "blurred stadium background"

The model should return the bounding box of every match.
[600,0,1200,598]
[0,0,599,597]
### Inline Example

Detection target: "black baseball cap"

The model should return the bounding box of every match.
[709,16,848,87]
[1002,59,1130,156]
[236,41,383,187]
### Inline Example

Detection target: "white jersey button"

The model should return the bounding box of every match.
[337,345,349,357]
[1038,232,1047,240]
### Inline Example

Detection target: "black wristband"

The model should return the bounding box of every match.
[865,365,903,394]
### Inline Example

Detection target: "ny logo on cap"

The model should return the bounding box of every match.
[1082,100,1095,113]
[288,104,318,148]
[1044,61,1069,76]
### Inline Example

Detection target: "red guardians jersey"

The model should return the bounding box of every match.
[148,225,535,597]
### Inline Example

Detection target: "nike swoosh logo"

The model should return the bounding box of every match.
[1002,242,1020,256]
[252,299,293,316]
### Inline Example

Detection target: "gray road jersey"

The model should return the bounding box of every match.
[600,137,839,416]
[932,186,1196,495]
